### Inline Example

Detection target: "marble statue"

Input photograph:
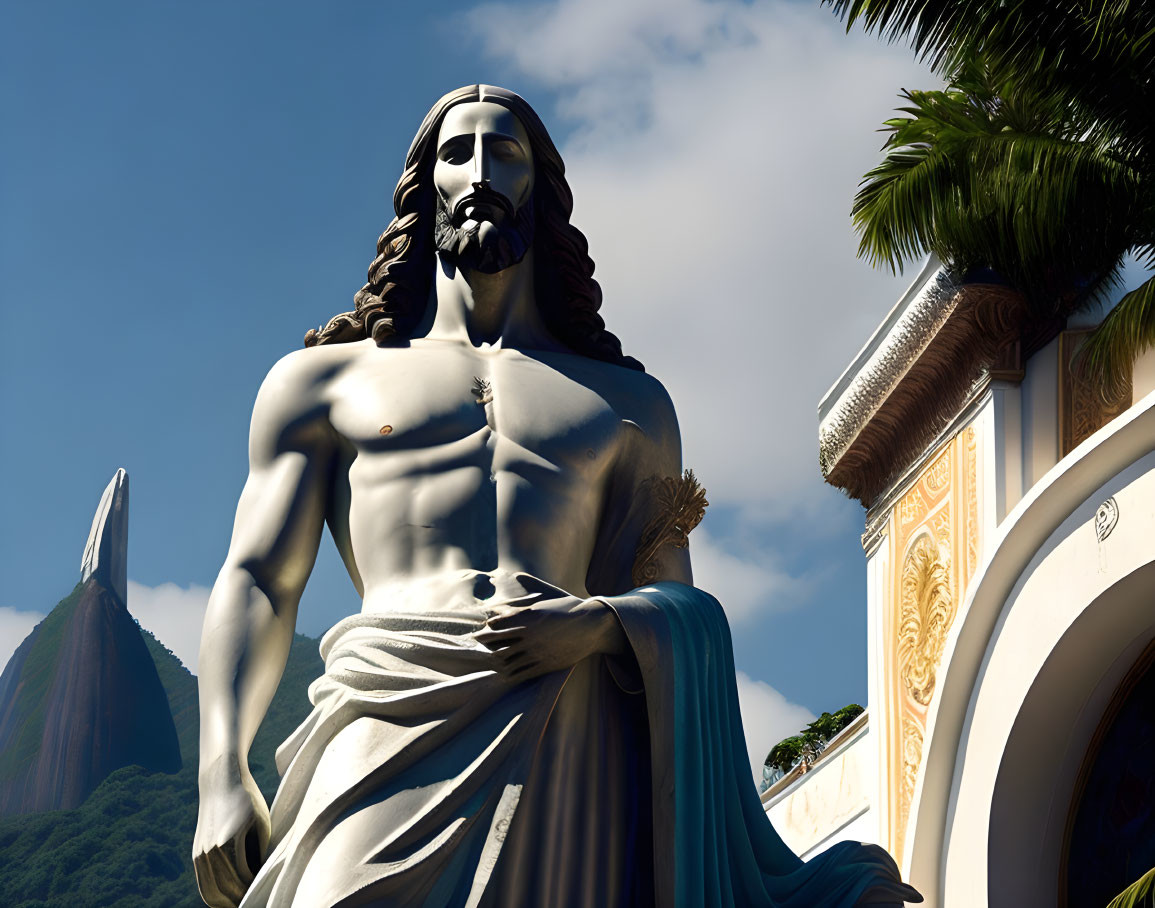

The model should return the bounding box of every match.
[192,84,920,908]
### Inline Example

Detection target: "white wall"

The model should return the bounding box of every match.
[1133,344,1155,403]
[903,391,1155,907]
[1019,335,1060,491]
[988,383,1023,522]
[865,523,890,846]
[764,722,875,857]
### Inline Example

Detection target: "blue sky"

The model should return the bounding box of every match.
[0,0,935,769]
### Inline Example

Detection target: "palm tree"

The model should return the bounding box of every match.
[827,1,1155,396]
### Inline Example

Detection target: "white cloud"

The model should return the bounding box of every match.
[466,0,935,517]
[127,579,211,672]
[690,527,807,624]
[736,669,815,779]
[0,607,47,676]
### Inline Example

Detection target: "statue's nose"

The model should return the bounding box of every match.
[472,133,488,183]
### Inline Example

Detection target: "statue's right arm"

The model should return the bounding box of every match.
[193,351,334,907]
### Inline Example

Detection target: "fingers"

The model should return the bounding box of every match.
[481,637,537,677]
[194,851,226,908]
[494,591,544,608]
[484,609,531,630]
[511,573,568,597]
[485,598,535,620]
[194,819,264,908]
[474,627,524,647]
[497,639,540,669]
[194,845,246,908]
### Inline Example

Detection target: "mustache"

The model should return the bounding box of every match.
[451,186,516,224]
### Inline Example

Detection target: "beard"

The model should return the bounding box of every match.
[434,190,535,274]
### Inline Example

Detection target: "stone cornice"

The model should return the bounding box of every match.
[819,264,1029,507]
[819,261,958,483]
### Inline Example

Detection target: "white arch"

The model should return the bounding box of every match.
[904,391,1155,907]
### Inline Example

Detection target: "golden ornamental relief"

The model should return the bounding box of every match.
[924,449,951,496]
[1059,330,1132,456]
[887,428,981,864]
[965,427,979,581]
[932,509,951,547]
[896,714,925,857]
[898,533,955,706]
[631,470,708,587]
[899,487,927,528]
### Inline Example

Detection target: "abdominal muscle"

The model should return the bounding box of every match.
[341,463,603,620]
[358,565,578,619]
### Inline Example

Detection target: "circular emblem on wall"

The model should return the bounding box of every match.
[1094,498,1119,542]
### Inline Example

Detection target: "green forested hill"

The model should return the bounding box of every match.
[0,622,323,907]
[0,763,202,908]
[0,585,84,786]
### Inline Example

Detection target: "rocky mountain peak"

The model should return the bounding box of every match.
[0,469,180,816]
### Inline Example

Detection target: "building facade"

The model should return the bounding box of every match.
[764,258,1155,906]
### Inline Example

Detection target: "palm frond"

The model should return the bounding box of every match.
[1077,272,1155,400]
[852,76,1142,301]
[1106,866,1155,908]
[823,0,1155,154]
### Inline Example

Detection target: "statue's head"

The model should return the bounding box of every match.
[305,84,641,371]
[431,98,536,275]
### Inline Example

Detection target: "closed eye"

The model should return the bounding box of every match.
[490,139,524,162]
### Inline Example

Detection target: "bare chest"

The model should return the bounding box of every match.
[326,345,626,481]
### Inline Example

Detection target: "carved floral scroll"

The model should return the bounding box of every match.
[887,428,979,861]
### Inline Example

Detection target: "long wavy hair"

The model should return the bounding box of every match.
[304,85,642,371]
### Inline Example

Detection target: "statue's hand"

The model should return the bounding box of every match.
[474,574,628,681]
[193,758,271,908]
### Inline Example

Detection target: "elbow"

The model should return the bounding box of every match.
[217,558,301,618]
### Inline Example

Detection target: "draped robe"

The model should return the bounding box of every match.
[238,582,917,907]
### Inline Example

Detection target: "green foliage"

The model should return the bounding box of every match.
[0,765,202,907]
[1108,866,1155,908]
[139,626,199,766]
[854,58,1140,298]
[765,704,865,775]
[0,608,324,906]
[766,735,806,774]
[825,0,1155,153]
[1078,274,1155,401]
[806,704,866,741]
[830,0,1155,396]
[0,584,84,782]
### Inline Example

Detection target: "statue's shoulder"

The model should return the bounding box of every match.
[262,339,371,390]
[251,340,371,431]
[590,361,681,455]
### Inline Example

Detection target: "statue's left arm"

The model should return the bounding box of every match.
[586,374,693,596]
[578,377,922,908]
